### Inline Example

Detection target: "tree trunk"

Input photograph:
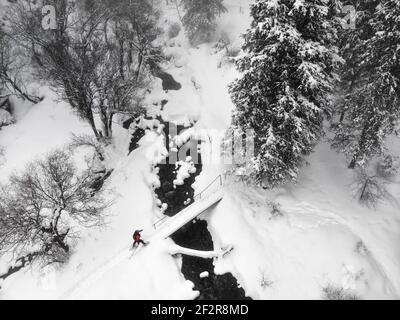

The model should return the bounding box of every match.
[0,253,38,283]
[107,112,114,137]
[349,122,369,169]
[128,42,134,66]
[339,109,346,123]
[99,107,113,139]
[173,0,183,22]
[54,236,69,253]
[359,179,369,202]
[87,112,100,139]
[119,39,125,80]
[100,110,108,138]
[348,155,357,169]
[135,52,143,81]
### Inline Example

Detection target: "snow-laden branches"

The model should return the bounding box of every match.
[0,149,112,281]
[181,0,227,45]
[230,0,342,187]
[0,25,42,104]
[6,0,162,140]
[330,0,400,170]
[352,169,397,209]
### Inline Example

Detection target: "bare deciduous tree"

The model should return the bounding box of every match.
[322,284,359,300]
[70,133,106,161]
[0,25,42,104]
[353,170,395,209]
[0,149,110,281]
[6,0,160,140]
[376,155,400,179]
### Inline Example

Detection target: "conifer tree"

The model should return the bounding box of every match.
[330,0,400,169]
[230,0,341,187]
[181,0,227,44]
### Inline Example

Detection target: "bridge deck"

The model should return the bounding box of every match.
[150,188,224,241]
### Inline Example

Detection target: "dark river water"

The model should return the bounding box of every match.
[126,72,250,299]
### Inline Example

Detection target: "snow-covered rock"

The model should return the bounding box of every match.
[173,158,197,186]
[0,109,15,127]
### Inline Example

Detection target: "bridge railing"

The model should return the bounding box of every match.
[193,174,223,202]
[153,175,223,230]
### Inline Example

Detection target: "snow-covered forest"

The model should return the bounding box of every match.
[0,0,399,300]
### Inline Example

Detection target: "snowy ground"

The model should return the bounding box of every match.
[206,143,400,299]
[0,0,399,299]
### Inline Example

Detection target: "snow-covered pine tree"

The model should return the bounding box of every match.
[332,1,377,125]
[331,0,400,169]
[230,0,342,187]
[181,0,227,45]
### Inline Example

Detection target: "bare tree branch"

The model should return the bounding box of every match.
[0,149,112,281]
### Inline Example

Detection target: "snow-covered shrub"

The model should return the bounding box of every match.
[223,165,253,186]
[259,271,274,289]
[214,31,240,59]
[266,200,283,218]
[322,285,359,300]
[355,241,370,256]
[0,149,110,279]
[214,32,240,68]
[376,155,400,179]
[353,170,394,209]
[168,22,181,39]
[214,32,230,53]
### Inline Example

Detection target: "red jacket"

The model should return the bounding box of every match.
[133,229,143,242]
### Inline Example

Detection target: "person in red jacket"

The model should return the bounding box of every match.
[133,229,147,247]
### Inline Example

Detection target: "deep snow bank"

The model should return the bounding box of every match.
[1,0,399,300]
